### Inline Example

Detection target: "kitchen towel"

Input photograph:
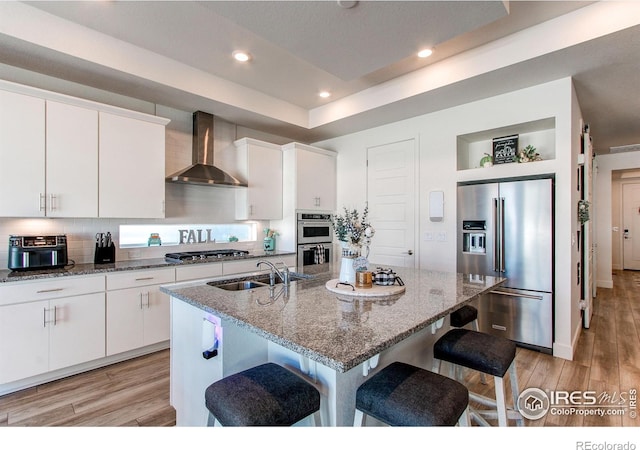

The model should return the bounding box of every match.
[314,245,325,264]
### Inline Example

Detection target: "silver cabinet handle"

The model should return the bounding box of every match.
[144,292,150,308]
[43,307,47,328]
[50,194,57,211]
[53,305,57,326]
[39,193,46,212]
[37,288,64,294]
[135,277,155,281]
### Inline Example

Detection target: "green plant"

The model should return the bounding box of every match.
[332,205,375,252]
[517,145,542,163]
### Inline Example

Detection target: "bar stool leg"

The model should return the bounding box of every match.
[458,406,471,427]
[353,409,365,427]
[470,319,487,385]
[509,362,525,426]
[494,376,508,427]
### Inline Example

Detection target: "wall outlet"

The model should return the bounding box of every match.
[424,232,434,241]
[436,232,446,242]
[128,250,141,259]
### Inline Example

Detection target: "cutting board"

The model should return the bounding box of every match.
[325,279,406,297]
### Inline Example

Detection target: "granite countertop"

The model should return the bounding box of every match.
[160,266,506,373]
[0,250,296,283]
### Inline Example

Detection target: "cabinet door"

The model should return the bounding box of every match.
[46,101,99,217]
[0,300,49,384]
[99,112,165,218]
[296,149,336,211]
[0,90,45,217]
[142,286,170,346]
[106,287,144,355]
[236,142,282,220]
[49,293,106,371]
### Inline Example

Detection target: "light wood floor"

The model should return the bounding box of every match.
[1,270,638,427]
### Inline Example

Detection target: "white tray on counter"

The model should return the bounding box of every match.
[325,278,406,297]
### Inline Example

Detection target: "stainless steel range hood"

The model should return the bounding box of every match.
[166,111,247,187]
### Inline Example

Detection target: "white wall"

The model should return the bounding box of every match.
[594,152,640,287]
[315,77,583,360]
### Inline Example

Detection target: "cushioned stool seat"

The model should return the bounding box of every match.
[450,305,478,328]
[205,362,321,426]
[433,328,523,427]
[354,361,469,427]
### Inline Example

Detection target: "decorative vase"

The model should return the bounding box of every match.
[263,237,275,252]
[339,241,360,284]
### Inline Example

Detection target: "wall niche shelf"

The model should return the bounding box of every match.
[456,117,556,172]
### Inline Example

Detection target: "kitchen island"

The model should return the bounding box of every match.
[161,266,505,426]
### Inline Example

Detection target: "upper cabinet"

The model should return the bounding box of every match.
[98,112,166,218]
[234,138,283,220]
[0,80,169,219]
[46,101,99,217]
[456,117,556,183]
[282,142,337,212]
[0,90,46,217]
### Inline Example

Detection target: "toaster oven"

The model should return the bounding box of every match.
[8,235,68,271]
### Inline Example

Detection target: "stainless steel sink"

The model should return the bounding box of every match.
[209,280,268,291]
[207,272,313,291]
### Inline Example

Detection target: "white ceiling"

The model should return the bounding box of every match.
[1,1,639,154]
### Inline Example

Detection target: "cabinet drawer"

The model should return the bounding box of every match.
[175,263,223,282]
[106,267,175,291]
[0,276,105,306]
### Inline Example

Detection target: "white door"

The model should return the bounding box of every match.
[106,288,144,355]
[623,182,640,270]
[142,287,170,346]
[366,139,416,268]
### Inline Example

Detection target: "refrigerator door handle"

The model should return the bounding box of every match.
[499,197,506,272]
[490,288,544,301]
[493,198,500,272]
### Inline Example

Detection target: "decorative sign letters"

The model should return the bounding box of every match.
[492,134,519,164]
[178,228,217,245]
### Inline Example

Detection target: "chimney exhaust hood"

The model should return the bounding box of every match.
[166,111,247,187]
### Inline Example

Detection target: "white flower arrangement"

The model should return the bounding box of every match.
[332,205,375,254]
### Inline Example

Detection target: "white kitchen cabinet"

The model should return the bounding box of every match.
[46,101,99,217]
[0,89,45,217]
[105,268,174,356]
[175,263,223,282]
[0,277,106,384]
[234,138,283,220]
[282,143,337,212]
[99,112,166,218]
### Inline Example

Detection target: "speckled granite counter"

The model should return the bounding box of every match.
[0,250,296,283]
[161,267,505,373]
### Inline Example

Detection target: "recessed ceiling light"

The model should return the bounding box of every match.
[418,48,433,58]
[232,51,251,62]
[318,91,331,98]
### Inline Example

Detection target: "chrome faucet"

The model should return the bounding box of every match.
[256,260,290,287]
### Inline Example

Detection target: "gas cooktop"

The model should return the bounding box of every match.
[165,249,249,262]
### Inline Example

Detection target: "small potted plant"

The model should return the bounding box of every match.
[263,228,278,252]
[480,153,493,168]
[517,145,542,163]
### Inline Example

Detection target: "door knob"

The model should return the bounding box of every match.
[404,250,414,255]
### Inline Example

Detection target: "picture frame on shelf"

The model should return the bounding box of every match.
[492,134,519,164]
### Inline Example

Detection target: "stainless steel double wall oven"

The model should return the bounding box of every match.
[296,213,333,271]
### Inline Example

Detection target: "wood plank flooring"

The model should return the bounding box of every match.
[464,269,640,427]
[0,269,638,427]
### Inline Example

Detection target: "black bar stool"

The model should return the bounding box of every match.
[432,328,524,426]
[449,305,487,384]
[205,362,321,426]
[353,361,470,427]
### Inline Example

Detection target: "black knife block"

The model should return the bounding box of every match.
[94,243,116,264]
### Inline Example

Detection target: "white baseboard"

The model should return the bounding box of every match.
[597,279,614,289]
[553,340,574,361]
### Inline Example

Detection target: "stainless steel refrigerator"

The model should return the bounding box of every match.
[457,177,553,353]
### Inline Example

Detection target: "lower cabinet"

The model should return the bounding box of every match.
[105,268,174,356]
[0,292,105,384]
